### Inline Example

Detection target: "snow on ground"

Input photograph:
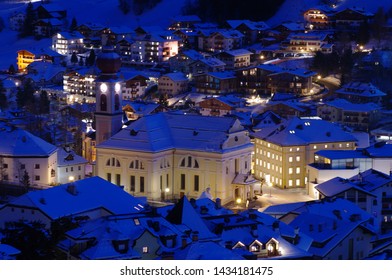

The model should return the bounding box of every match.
[0,0,188,70]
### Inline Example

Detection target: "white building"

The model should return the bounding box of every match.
[95,112,255,204]
[52,32,85,55]
[57,147,88,184]
[0,123,58,187]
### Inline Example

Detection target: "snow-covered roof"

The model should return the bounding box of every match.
[226,20,270,31]
[6,177,146,220]
[165,196,217,240]
[197,57,225,67]
[252,116,357,146]
[56,31,84,40]
[122,101,160,116]
[336,82,386,97]
[0,244,20,259]
[161,72,188,82]
[224,49,253,57]
[323,99,381,112]
[314,149,367,160]
[98,112,252,153]
[364,142,392,158]
[174,241,244,260]
[57,147,88,167]
[0,122,57,157]
[315,177,375,198]
[207,71,236,80]
[181,49,205,61]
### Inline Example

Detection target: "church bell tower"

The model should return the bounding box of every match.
[95,45,123,145]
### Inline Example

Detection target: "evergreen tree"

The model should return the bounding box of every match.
[8,64,16,74]
[118,0,131,15]
[20,170,30,189]
[16,79,35,110]
[69,17,78,32]
[86,49,96,66]
[39,90,50,114]
[21,2,36,37]
[70,52,78,65]
[0,221,54,259]
[0,80,7,111]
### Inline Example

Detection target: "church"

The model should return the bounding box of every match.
[93,46,256,204]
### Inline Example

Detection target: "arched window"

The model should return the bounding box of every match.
[160,158,170,169]
[100,94,107,111]
[179,156,199,169]
[106,157,120,167]
[129,160,145,170]
[114,94,120,111]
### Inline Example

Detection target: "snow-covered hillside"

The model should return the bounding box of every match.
[268,0,392,26]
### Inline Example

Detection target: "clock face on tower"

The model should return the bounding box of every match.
[115,82,121,93]
[100,83,108,93]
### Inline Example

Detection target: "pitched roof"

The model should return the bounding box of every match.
[6,177,146,220]
[0,123,57,157]
[98,112,252,153]
[165,196,217,240]
[252,117,357,146]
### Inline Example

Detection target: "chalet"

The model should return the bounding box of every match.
[121,72,149,100]
[264,198,375,259]
[215,49,252,70]
[169,15,202,31]
[317,99,381,131]
[36,3,67,20]
[168,50,205,73]
[332,7,374,31]
[335,82,386,105]
[33,18,63,38]
[188,57,225,77]
[9,12,26,31]
[303,6,335,30]
[197,95,244,117]
[158,72,189,96]
[225,20,270,45]
[315,169,392,233]
[194,71,237,94]
[197,30,244,52]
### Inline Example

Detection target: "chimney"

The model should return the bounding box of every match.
[225,241,233,250]
[192,231,199,242]
[181,235,188,248]
[215,198,221,209]
[67,183,78,195]
[251,224,258,238]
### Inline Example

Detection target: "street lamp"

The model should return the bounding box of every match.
[68,176,75,182]
[165,187,170,201]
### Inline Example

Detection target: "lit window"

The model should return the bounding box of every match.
[267,163,270,170]
[313,145,317,149]
[289,157,293,162]
[346,143,350,147]
[296,167,300,174]
[296,156,300,162]
[143,247,148,253]
[324,144,328,148]
[289,180,293,187]
[267,152,270,158]
[297,147,300,151]
[289,168,293,174]
[296,179,300,186]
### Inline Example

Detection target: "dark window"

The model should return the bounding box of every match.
[115,94,120,111]
[194,175,199,192]
[140,176,145,193]
[100,94,107,111]
[188,156,192,167]
[181,174,186,190]
[35,164,40,169]
[107,173,111,182]
[20,164,25,169]
[3,164,8,169]
[130,175,135,192]
[116,174,121,186]
[35,175,40,181]
[166,174,169,187]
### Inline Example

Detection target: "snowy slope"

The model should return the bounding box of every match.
[0,0,188,70]
[268,0,392,26]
